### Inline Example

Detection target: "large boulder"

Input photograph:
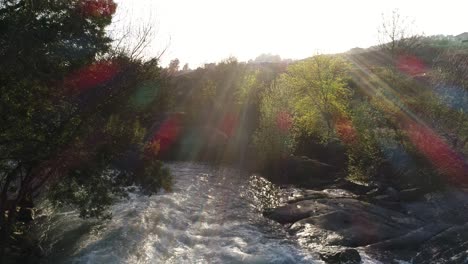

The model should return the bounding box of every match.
[265,198,423,247]
[366,223,452,251]
[279,156,337,187]
[319,248,361,264]
[331,179,375,195]
[403,189,468,224]
[294,138,347,169]
[398,188,428,202]
[263,199,322,225]
[413,223,468,264]
[17,207,35,223]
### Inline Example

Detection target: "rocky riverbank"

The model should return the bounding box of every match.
[263,179,468,263]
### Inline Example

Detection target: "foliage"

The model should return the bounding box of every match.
[253,78,296,168]
[251,55,352,173]
[0,0,172,248]
[378,9,423,57]
[285,55,351,140]
[346,101,385,181]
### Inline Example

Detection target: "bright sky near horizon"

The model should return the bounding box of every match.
[113,0,467,68]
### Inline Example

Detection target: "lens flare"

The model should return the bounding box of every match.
[65,60,120,93]
[80,0,117,18]
[130,81,160,108]
[397,54,426,77]
[402,118,467,183]
[335,117,358,145]
[150,114,183,156]
[219,113,239,138]
[276,111,293,133]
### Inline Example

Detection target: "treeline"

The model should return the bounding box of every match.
[167,35,467,189]
[0,0,172,256]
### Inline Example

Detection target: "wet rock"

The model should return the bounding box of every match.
[368,194,403,212]
[366,223,451,250]
[372,194,398,202]
[319,248,361,264]
[3,232,43,264]
[385,187,399,199]
[17,207,34,223]
[263,199,319,224]
[322,189,358,199]
[332,179,374,195]
[292,211,412,247]
[398,188,427,202]
[286,189,357,204]
[265,185,468,262]
[403,190,468,224]
[282,156,337,187]
[267,198,422,247]
[413,223,468,264]
[286,190,330,204]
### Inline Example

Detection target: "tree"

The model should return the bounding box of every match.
[168,58,180,75]
[378,9,423,58]
[0,0,171,254]
[1,0,116,222]
[282,55,351,139]
[254,53,282,63]
[254,77,295,170]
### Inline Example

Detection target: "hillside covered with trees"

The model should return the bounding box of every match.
[165,31,467,190]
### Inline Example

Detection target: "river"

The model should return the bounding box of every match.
[37,162,326,263]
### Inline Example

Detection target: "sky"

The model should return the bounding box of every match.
[112,0,467,68]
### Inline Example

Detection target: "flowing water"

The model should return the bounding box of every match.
[37,162,321,263]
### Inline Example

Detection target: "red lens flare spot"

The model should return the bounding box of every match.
[219,113,239,138]
[336,117,358,145]
[403,120,467,183]
[65,60,120,93]
[397,55,426,77]
[150,114,183,156]
[80,0,117,18]
[144,140,161,158]
[276,111,293,133]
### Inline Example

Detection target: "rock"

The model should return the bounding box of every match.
[17,207,34,223]
[294,139,347,169]
[385,187,399,200]
[264,185,468,262]
[319,248,361,264]
[322,189,358,198]
[263,199,320,224]
[365,188,382,196]
[332,179,374,195]
[282,156,337,187]
[403,189,468,224]
[398,188,427,202]
[3,232,43,264]
[413,223,468,264]
[368,194,403,212]
[266,198,423,247]
[372,194,398,202]
[366,223,451,250]
[286,191,330,204]
[286,189,356,204]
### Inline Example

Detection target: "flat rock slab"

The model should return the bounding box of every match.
[265,198,423,247]
[365,222,452,251]
[413,223,468,264]
[319,248,361,264]
[285,189,358,204]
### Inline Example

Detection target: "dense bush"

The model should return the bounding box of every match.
[0,1,172,251]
